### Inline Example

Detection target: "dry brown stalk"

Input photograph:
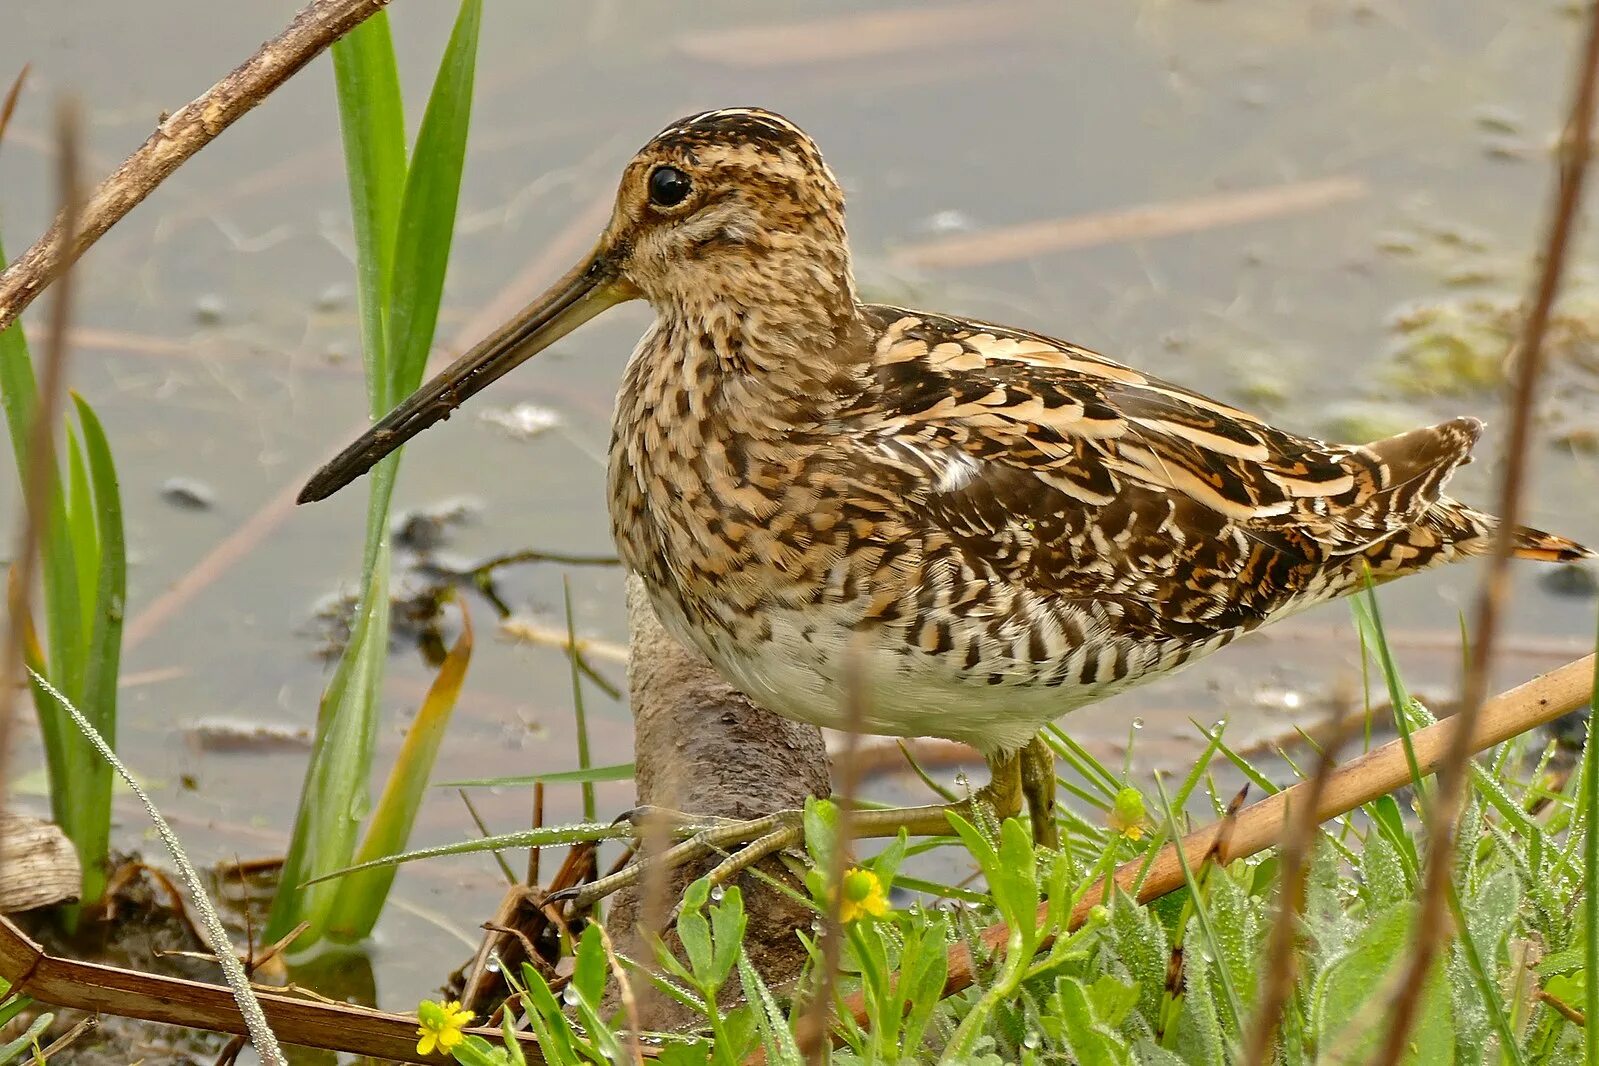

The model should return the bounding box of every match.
[888,176,1367,270]
[1374,2,1599,1058]
[0,0,394,337]
[1240,711,1351,1064]
[0,99,83,814]
[781,651,1596,1060]
[0,67,27,154]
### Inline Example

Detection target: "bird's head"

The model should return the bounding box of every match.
[298,107,855,504]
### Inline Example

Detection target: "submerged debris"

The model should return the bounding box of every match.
[1540,558,1599,599]
[306,578,459,665]
[159,476,217,511]
[477,401,561,441]
[1384,291,1599,397]
[183,717,312,753]
[392,497,483,553]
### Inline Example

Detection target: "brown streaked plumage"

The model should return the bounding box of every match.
[300,107,1590,835]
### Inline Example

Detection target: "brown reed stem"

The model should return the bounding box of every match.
[1374,4,1599,1060]
[0,99,83,817]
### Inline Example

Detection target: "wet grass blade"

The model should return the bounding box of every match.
[69,393,123,908]
[384,0,480,406]
[441,762,636,789]
[269,555,392,942]
[563,579,596,822]
[327,600,474,940]
[330,11,405,419]
[301,821,638,886]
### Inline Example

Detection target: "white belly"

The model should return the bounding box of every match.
[645,590,1219,757]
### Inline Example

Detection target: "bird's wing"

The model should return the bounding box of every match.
[842,306,1480,636]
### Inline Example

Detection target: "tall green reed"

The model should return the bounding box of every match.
[266,0,482,947]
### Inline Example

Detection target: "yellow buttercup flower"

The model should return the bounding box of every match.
[838,866,889,923]
[1109,786,1148,842]
[416,999,473,1056]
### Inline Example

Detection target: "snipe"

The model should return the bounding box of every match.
[301,107,1591,895]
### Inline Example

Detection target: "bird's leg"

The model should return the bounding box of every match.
[1019,734,1060,849]
[557,748,1041,911]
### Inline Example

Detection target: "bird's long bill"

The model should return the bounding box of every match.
[298,253,628,504]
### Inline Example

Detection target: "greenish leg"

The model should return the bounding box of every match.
[1019,733,1060,849]
[559,745,1046,911]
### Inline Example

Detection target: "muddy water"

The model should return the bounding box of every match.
[4,0,1597,1021]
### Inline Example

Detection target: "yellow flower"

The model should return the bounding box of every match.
[1109,786,1147,841]
[838,866,889,923]
[416,999,473,1056]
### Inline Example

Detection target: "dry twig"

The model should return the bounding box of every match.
[1241,712,1351,1064]
[1375,5,1599,1059]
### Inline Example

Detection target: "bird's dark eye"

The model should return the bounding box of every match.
[648,166,692,208]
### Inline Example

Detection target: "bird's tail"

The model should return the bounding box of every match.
[1357,498,1592,581]
[1507,522,1593,563]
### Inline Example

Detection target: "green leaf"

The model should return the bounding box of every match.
[678,878,716,987]
[1368,793,1420,884]
[69,394,124,907]
[1174,923,1226,1066]
[516,963,583,1066]
[1357,829,1409,911]
[898,917,949,1053]
[267,549,391,942]
[1057,975,1134,1066]
[1112,887,1169,1030]
[0,1011,53,1065]
[440,761,635,788]
[63,427,95,647]
[709,885,746,988]
[1311,902,1413,1055]
[383,0,481,406]
[330,12,405,417]
[326,600,474,939]
[570,923,607,1007]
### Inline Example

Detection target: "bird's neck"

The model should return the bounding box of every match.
[646,280,869,411]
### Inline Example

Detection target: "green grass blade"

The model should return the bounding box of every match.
[330,12,405,418]
[69,394,124,907]
[562,579,596,822]
[382,0,481,406]
[63,427,95,649]
[0,257,83,709]
[441,762,635,788]
[327,601,474,940]
[266,551,391,943]
[301,821,638,886]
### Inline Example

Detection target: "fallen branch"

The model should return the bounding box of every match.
[0,0,394,336]
[0,913,564,1064]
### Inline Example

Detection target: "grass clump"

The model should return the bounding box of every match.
[0,234,125,922]
[374,597,1596,1064]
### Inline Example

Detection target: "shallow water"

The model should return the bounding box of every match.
[4,0,1598,1024]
